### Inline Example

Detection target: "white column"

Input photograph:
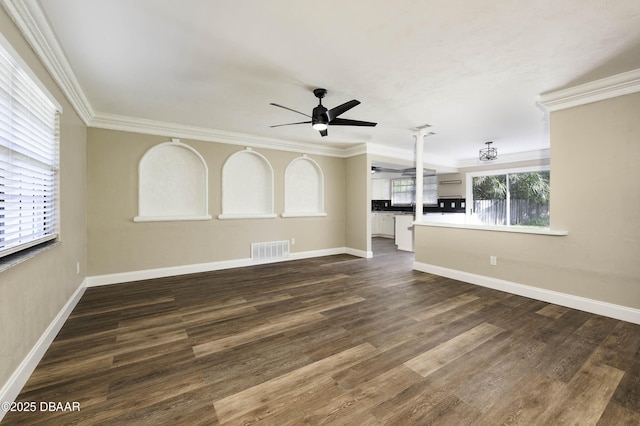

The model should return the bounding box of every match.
[414,129,426,222]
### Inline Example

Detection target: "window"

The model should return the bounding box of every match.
[468,166,550,227]
[0,39,60,259]
[391,176,437,206]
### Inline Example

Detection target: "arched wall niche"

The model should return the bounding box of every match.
[219,147,277,219]
[134,139,211,222]
[282,154,327,217]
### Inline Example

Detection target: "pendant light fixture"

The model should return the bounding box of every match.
[479,141,497,161]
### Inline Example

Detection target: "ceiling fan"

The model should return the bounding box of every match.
[270,88,377,137]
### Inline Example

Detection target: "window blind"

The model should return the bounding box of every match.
[0,46,59,259]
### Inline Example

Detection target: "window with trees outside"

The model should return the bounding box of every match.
[391,176,438,206]
[468,166,550,227]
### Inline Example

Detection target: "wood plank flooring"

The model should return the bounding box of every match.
[3,238,640,425]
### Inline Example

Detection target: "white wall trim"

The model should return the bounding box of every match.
[290,248,348,260]
[0,0,93,123]
[538,68,640,112]
[91,112,356,158]
[86,258,254,287]
[414,221,568,236]
[0,1,371,159]
[86,247,364,287]
[413,261,640,325]
[455,148,551,169]
[366,142,460,172]
[346,247,373,259]
[0,280,86,422]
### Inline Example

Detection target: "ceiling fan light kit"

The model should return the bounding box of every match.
[479,141,497,161]
[270,88,377,137]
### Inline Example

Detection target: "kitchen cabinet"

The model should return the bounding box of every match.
[372,179,390,200]
[395,214,414,252]
[371,212,395,238]
[371,213,380,235]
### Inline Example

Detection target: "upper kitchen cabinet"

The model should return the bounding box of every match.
[372,179,390,199]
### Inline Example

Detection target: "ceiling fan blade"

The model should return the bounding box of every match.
[329,117,377,127]
[269,103,311,118]
[270,120,311,128]
[327,100,360,121]
[319,129,328,137]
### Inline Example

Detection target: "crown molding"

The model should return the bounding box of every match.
[340,143,368,157]
[0,0,364,158]
[1,0,94,124]
[538,68,640,112]
[91,112,359,158]
[456,148,550,169]
[366,142,415,163]
[0,0,562,164]
[366,142,460,172]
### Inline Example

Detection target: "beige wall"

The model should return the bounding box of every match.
[436,173,464,198]
[86,129,347,275]
[415,92,640,310]
[0,9,87,389]
[344,154,370,255]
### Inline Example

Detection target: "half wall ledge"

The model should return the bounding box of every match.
[414,221,568,236]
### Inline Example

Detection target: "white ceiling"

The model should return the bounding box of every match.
[31,0,640,165]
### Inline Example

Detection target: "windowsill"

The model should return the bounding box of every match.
[0,240,61,274]
[414,221,568,236]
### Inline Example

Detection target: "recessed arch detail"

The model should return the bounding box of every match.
[134,139,211,222]
[219,147,277,219]
[282,154,327,217]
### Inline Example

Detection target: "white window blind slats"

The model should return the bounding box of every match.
[0,146,55,168]
[1,190,55,201]
[13,102,56,135]
[0,43,58,258]
[0,168,54,186]
[1,135,54,165]
[2,216,55,235]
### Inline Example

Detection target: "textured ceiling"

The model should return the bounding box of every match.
[36,0,640,165]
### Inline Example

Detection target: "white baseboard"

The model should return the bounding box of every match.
[86,257,253,287]
[290,247,349,260]
[413,261,640,325]
[345,247,373,259]
[0,280,86,422]
[86,247,364,287]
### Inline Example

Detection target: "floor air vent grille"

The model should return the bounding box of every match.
[251,240,290,262]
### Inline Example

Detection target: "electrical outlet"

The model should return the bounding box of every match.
[76,262,80,274]
[291,238,295,245]
[490,256,497,266]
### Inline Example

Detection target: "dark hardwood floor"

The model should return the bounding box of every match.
[3,238,640,425]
